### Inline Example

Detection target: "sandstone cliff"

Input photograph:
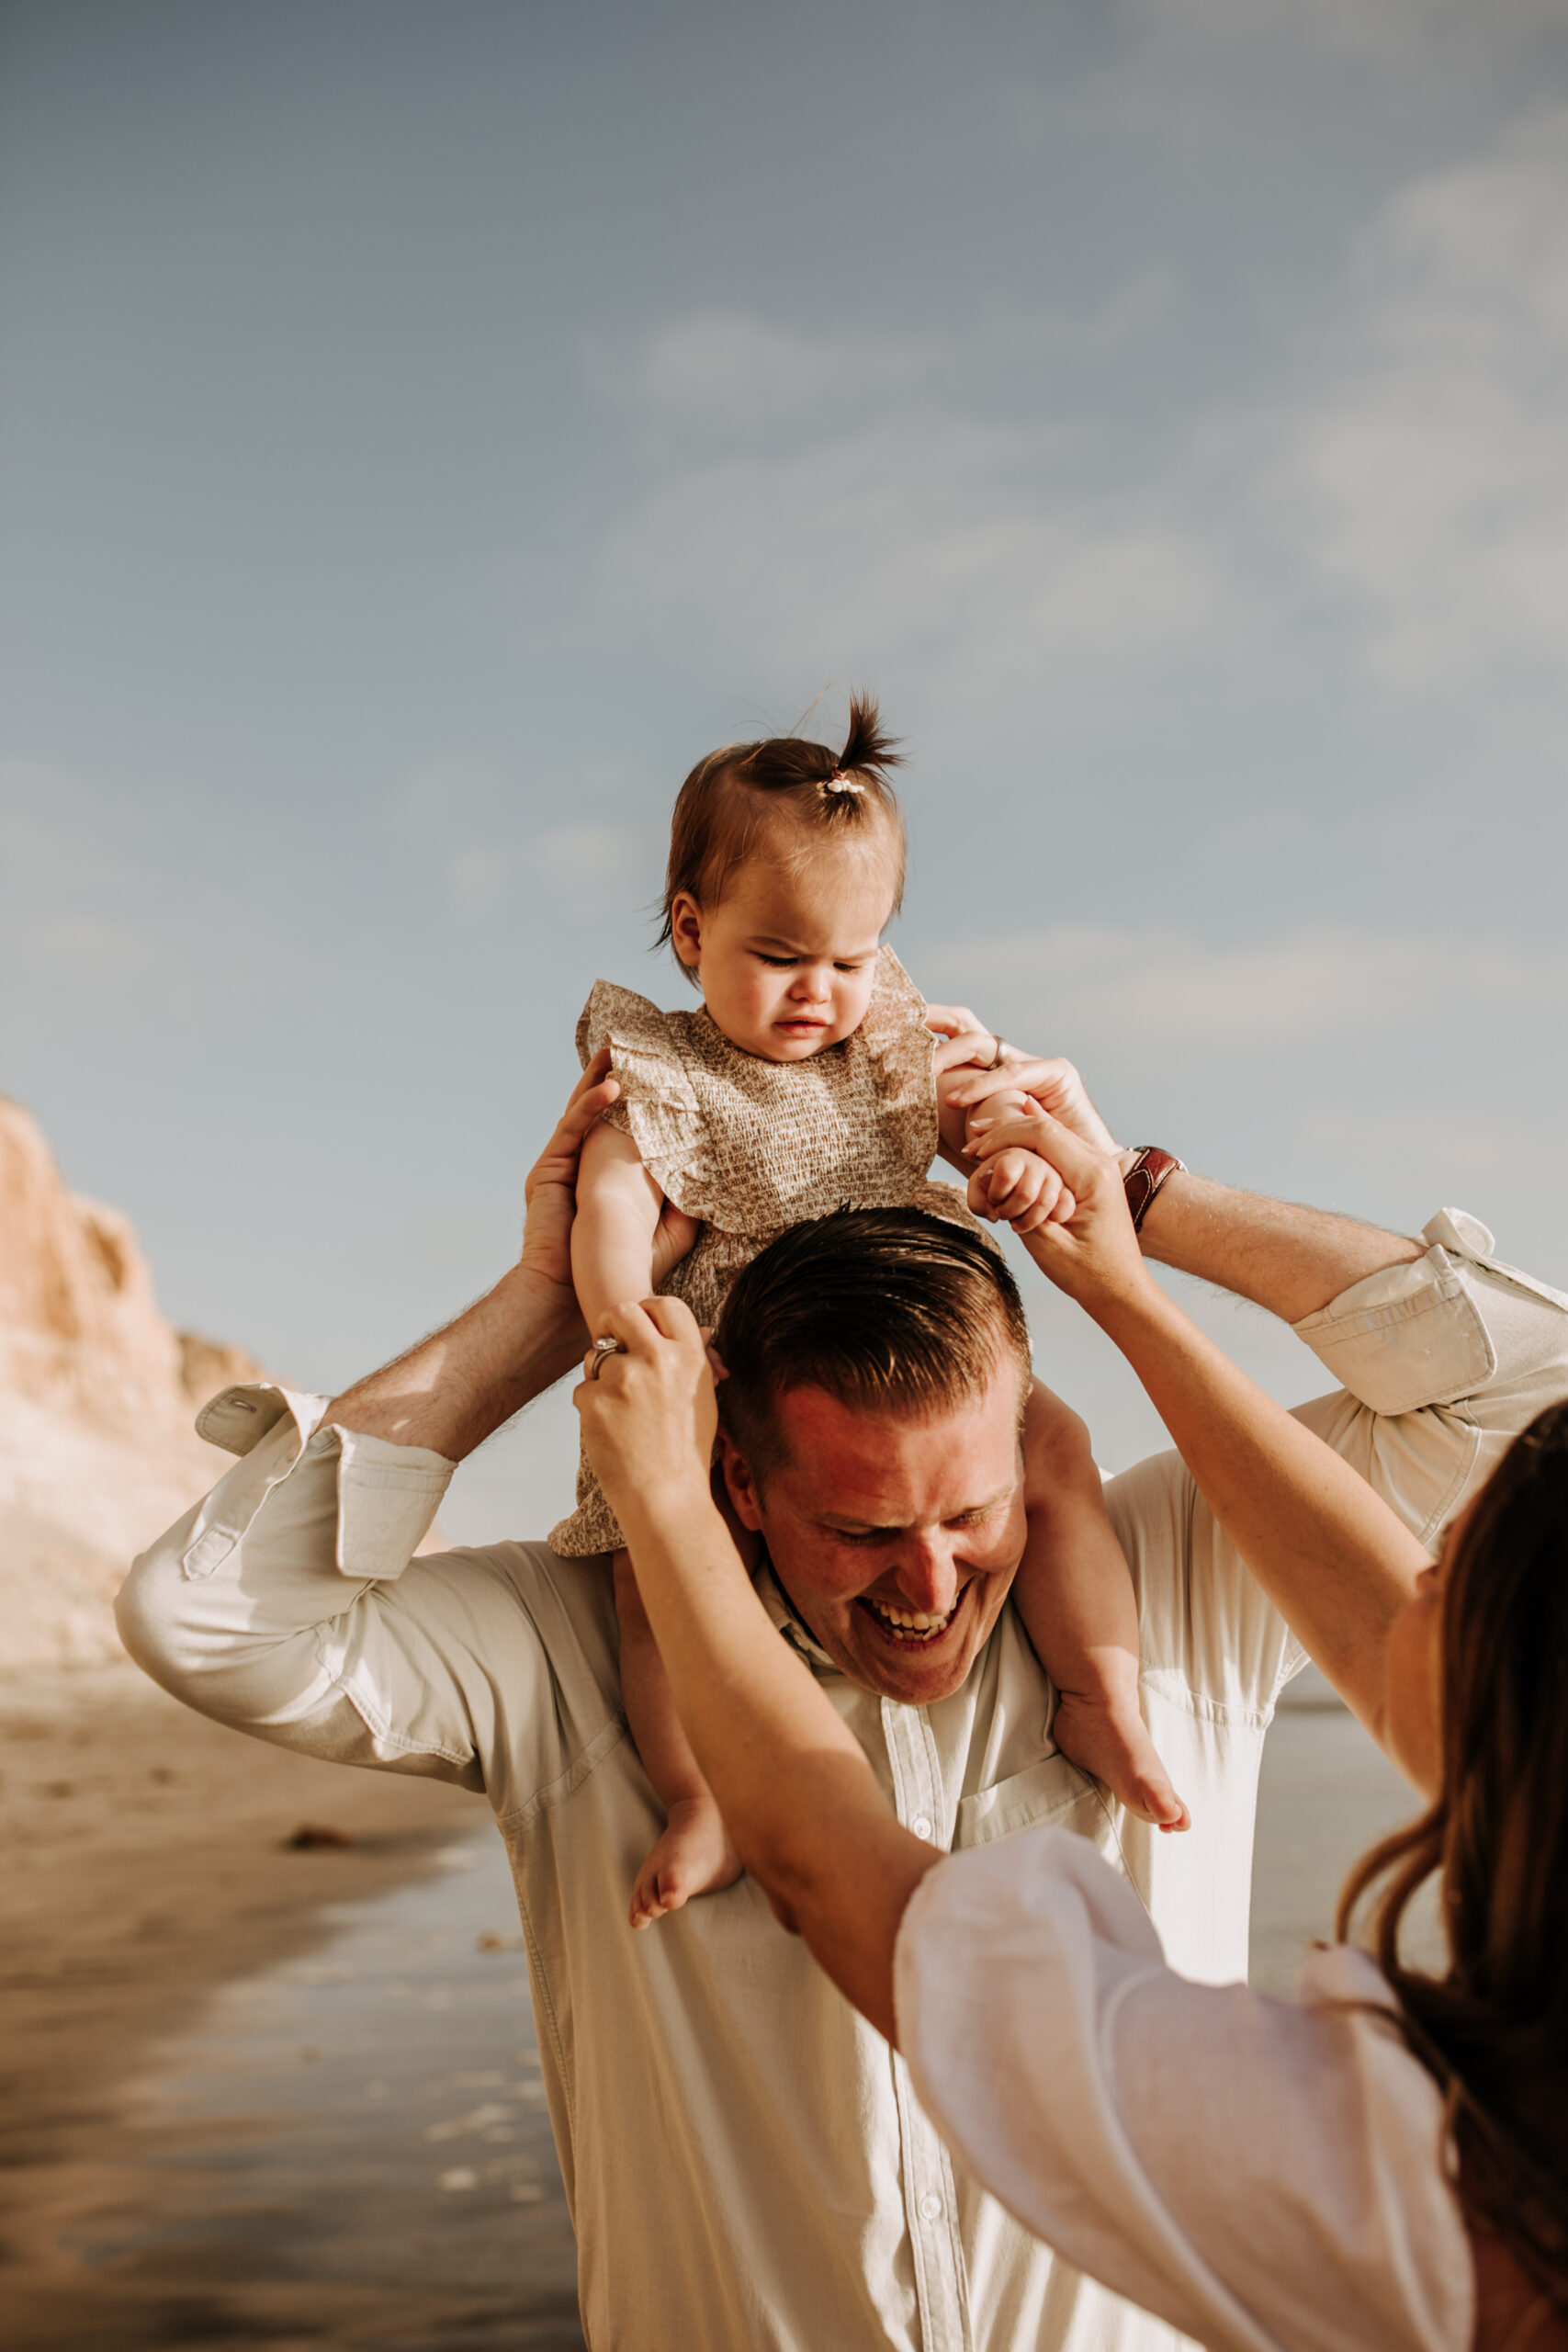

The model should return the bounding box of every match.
[0,1095,273,1668]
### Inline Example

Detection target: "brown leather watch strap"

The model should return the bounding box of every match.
[1122,1147,1185,1234]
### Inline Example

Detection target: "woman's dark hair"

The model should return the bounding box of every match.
[1337,1397,1568,2309]
[656,694,906,978]
[711,1205,1031,1488]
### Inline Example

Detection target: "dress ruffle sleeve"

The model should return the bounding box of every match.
[576,980,720,1220]
[855,948,939,1148]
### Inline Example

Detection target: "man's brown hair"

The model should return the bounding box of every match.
[656,694,906,978]
[712,1206,1031,1487]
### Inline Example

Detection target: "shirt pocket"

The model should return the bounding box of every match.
[955,1753,1117,1853]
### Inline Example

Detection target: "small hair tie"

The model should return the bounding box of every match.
[821,772,867,797]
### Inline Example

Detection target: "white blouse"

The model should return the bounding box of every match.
[895,1828,1473,2352]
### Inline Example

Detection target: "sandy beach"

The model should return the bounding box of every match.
[0,1658,485,2346]
[2,1645,1419,2350]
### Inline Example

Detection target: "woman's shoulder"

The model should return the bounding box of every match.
[897,1835,1473,2352]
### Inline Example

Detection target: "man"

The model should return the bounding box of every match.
[118,1049,1568,2352]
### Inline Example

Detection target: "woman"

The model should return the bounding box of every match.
[575,1102,1568,2352]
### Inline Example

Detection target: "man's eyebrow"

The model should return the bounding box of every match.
[818,1484,1016,1534]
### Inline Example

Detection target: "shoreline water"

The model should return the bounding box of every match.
[0,1660,484,2346]
[4,1656,1422,2347]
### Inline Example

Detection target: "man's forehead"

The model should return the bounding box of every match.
[772,1377,1021,1488]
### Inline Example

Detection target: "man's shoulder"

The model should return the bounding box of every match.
[413,1537,620,1679]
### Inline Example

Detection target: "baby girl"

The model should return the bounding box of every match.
[549,698,1187,1926]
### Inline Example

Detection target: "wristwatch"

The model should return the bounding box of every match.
[1122,1147,1185,1234]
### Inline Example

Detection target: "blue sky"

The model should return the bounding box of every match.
[5,1,1568,1532]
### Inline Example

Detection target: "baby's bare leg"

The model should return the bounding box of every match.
[1017,1385,1190,1831]
[614,1548,744,1926]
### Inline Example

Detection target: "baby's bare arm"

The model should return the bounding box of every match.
[1021,1383,1125,1562]
[572,1118,667,1329]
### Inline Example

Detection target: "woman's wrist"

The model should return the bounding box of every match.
[613,1477,735,1573]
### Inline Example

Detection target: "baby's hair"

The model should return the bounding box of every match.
[656,693,906,974]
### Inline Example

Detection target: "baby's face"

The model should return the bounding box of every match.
[673,850,895,1061]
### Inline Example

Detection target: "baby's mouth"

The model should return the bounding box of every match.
[859,1592,960,1644]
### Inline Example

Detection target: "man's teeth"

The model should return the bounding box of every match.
[866,1597,956,1640]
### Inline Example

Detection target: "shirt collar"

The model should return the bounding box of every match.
[755,1559,839,1672]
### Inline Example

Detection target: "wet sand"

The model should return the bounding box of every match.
[0,1660,486,2346]
[4,1657,1425,2349]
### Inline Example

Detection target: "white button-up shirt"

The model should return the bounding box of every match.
[117,1211,1568,2352]
[896,1830,1473,2352]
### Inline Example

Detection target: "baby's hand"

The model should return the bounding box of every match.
[965,1098,1076,1235]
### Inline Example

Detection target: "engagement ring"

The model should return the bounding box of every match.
[587,1335,627,1380]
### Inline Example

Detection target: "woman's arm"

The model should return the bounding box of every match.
[574,1298,940,2038]
[970,1110,1432,1748]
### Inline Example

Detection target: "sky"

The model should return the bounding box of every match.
[5,0,1568,1535]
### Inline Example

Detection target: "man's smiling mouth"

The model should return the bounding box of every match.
[858,1591,963,1645]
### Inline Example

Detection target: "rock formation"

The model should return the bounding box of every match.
[0,1095,273,1668]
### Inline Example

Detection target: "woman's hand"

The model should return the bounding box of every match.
[949,1053,1122,1159]
[964,1094,1079,1236]
[574,1296,718,1538]
[968,1109,1154,1316]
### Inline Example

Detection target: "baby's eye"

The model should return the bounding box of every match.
[756,953,799,969]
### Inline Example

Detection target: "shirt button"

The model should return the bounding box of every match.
[919,2192,943,2222]
[911,1815,933,1840]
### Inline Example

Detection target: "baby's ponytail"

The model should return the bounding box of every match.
[833,695,904,791]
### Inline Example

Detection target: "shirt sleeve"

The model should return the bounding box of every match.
[114,1383,608,1816]
[1110,1209,1568,1718]
[893,1830,1472,2352]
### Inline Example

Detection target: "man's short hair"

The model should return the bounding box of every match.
[712,1207,1032,1487]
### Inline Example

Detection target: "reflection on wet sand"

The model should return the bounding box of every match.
[8,1663,1423,2350]
[33,1827,582,2350]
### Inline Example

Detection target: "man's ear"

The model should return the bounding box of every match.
[716,1428,765,1532]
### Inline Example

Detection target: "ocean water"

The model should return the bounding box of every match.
[40,1674,1421,2347]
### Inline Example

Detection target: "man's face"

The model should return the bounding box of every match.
[718,1371,1028,1704]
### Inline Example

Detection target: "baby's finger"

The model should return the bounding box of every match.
[985,1153,1049,1223]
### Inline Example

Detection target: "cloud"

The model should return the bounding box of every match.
[602,415,1248,699]
[612,312,931,424]
[1298,1105,1559,1186]
[1268,106,1568,697]
[920,922,1568,1047]
[1144,0,1564,71]
[446,822,651,919]
[0,762,199,1035]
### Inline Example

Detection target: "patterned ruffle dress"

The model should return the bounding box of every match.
[548,946,986,1557]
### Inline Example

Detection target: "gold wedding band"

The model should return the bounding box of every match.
[587,1335,627,1380]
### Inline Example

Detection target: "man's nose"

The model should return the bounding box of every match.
[893,1534,960,1615]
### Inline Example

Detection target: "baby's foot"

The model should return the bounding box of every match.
[629,1796,745,1928]
[1052,1691,1190,1833]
